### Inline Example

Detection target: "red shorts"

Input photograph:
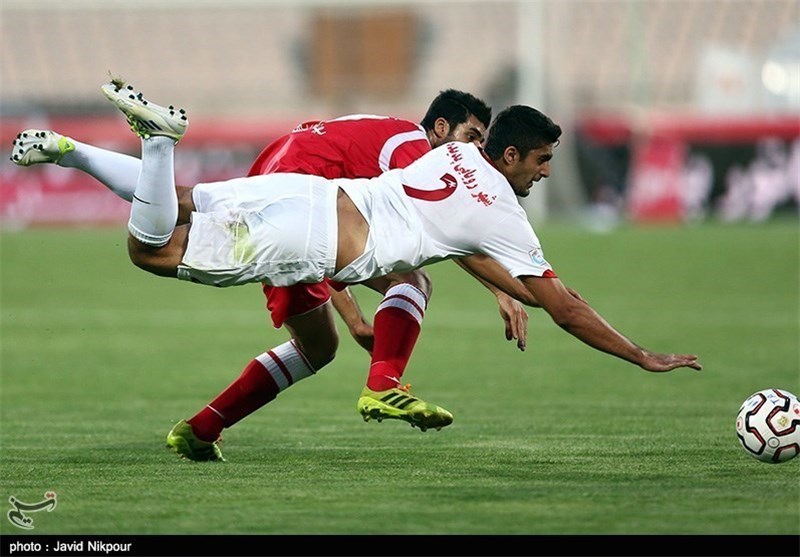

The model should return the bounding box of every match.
[263,279,350,328]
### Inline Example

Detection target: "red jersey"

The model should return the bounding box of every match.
[247,114,431,179]
[248,113,432,329]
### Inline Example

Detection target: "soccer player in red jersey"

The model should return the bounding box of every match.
[174,92,530,460]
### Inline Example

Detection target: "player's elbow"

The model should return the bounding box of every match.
[509,280,538,306]
[547,300,583,330]
[517,289,540,307]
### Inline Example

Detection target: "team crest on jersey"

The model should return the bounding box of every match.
[292,121,326,135]
[529,247,546,266]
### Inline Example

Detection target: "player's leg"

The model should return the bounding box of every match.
[11,129,140,201]
[10,129,197,225]
[353,270,454,431]
[98,79,194,277]
[121,130,188,275]
[168,284,339,461]
[169,334,320,462]
[362,270,431,391]
[282,302,340,371]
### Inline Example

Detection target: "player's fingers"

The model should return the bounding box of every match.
[668,355,702,372]
[683,355,702,371]
[516,311,527,352]
[508,312,523,340]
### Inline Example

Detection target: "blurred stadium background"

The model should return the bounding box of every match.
[1,0,798,228]
[2,1,799,542]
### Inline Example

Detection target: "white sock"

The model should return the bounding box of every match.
[128,137,178,247]
[376,283,427,324]
[59,140,141,202]
[254,340,316,393]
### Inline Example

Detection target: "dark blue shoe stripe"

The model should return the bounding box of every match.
[380,393,419,409]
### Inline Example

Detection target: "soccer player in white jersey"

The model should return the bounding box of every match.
[15,82,703,460]
[11,86,536,461]
[103,82,701,394]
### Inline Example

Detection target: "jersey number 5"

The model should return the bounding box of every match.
[402,173,457,201]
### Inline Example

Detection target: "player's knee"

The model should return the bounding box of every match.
[294,329,339,370]
[128,240,152,272]
[405,269,433,300]
[128,249,161,276]
[127,237,177,278]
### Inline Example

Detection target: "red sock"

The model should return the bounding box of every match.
[188,341,315,442]
[367,284,427,391]
[188,358,280,442]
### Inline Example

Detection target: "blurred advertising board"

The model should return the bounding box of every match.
[3,114,797,227]
[1,116,290,227]
[575,114,799,223]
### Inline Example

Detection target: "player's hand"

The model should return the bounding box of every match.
[497,293,528,351]
[349,321,374,355]
[640,351,703,372]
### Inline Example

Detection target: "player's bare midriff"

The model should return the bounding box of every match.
[334,187,369,274]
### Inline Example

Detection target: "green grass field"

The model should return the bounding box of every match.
[1,220,798,540]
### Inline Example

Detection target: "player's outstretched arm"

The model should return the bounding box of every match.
[457,255,539,306]
[329,286,374,354]
[520,274,702,373]
[454,256,529,351]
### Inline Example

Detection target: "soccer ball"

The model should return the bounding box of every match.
[735,389,800,463]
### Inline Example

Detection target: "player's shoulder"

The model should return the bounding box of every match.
[434,140,488,162]
[328,113,414,124]
[327,114,422,132]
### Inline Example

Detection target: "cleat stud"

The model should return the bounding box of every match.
[179,108,185,114]
[127,85,134,90]
[129,94,135,99]
[143,100,148,105]
[22,132,28,137]
[181,116,187,120]
[12,155,18,161]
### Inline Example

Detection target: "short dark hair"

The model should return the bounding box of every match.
[420,89,492,131]
[483,105,562,160]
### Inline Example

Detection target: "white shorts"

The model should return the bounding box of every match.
[177,173,339,287]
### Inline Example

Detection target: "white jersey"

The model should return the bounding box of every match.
[332,141,553,283]
[179,142,553,288]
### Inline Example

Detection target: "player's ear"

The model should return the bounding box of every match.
[433,117,450,139]
[503,146,519,165]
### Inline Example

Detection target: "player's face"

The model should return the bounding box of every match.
[507,144,554,197]
[439,115,486,148]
